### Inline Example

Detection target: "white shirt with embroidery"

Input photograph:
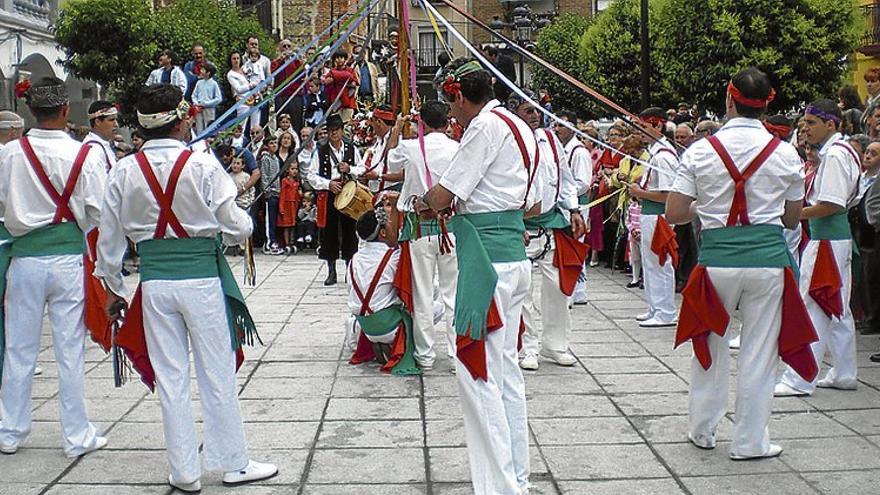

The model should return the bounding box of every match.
[95,139,252,296]
[672,118,804,230]
[439,100,538,214]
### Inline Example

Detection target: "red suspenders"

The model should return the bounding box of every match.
[350,248,395,316]
[490,109,540,208]
[640,147,677,189]
[543,129,562,202]
[706,135,781,226]
[19,136,88,225]
[134,150,193,239]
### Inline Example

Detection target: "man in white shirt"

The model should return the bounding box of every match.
[556,110,594,304]
[387,101,459,370]
[307,114,363,285]
[83,100,118,170]
[776,98,862,397]
[668,67,816,460]
[628,108,680,328]
[355,106,402,192]
[0,111,24,148]
[0,76,107,458]
[423,58,537,495]
[509,96,587,371]
[145,49,187,95]
[95,83,277,492]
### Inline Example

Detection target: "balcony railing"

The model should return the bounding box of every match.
[860,2,880,57]
[11,0,53,25]
[415,46,442,74]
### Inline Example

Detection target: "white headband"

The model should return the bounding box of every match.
[137,100,192,129]
[0,118,24,129]
[88,106,118,120]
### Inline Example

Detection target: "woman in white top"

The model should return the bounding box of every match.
[227,50,257,132]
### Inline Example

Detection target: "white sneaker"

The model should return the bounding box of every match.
[33,366,43,376]
[66,436,108,458]
[816,377,858,390]
[519,354,539,370]
[730,443,783,460]
[169,474,201,493]
[305,235,313,243]
[728,336,741,350]
[639,317,677,328]
[636,311,654,322]
[296,237,305,243]
[773,382,810,397]
[222,459,279,486]
[0,441,18,455]
[540,349,577,366]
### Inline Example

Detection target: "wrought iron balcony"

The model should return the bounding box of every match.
[860,1,880,57]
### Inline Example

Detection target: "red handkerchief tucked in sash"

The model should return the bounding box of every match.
[780,267,819,381]
[393,241,415,313]
[651,216,679,268]
[84,231,111,352]
[350,331,376,364]
[808,239,844,319]
[675,266,730,370]
[552,230,590,296]
[456,299,503,381]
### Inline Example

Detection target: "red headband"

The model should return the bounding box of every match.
[372,109,396,122]
[728,81,775,109]
[763,121,791,139]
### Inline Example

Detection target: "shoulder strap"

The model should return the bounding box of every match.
[832,141,862,171]
[352,248,395,316]
[490,109,540,208]
[134,150,192,239]
[19,136,87,224]
[567,143,586,168]
[707,135,781,226]
[544,129,562,201]
[83,139,113,170]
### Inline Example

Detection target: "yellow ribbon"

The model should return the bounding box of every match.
[578,187,625,210]
[424,3,454,57]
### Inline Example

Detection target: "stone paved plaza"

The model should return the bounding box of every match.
[2,253,880,494]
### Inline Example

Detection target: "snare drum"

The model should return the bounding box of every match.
[334,181,374,220]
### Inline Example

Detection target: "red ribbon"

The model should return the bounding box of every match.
[763,122,791,140]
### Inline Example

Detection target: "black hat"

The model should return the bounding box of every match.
[326,114,344,130]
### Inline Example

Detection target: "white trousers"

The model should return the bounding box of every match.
[640,214,677,322]
[521,232,571,356]
[456,260,531,495]
[688,267,783,457]
[779,239,857,393]
[409,235,457,365]
[0,255,99,456]
[141,278,249,483]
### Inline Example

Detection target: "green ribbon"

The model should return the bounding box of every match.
[399,212,441,242]
[808,211,851,240]
[641,199,665,216]
[10,222,84,258]
[356,305,420,376]
[699,224,798,279]
[137,236,258,352]
[449,210,526,340]
[523,207,569,231]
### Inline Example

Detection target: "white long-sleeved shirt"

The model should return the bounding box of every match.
[672,118,804,230]
[82,131,117,170]
[809,132,861,209]
[534,128,578,214]
[641,137,679,192]
[145,66,188,95]
[348,241,400,315]
[391,132,458,212]
[306,140,363,191]
[562,136,592,197]
[439,100,538,214]
[354,131,401,192]
[0,128,105,236]
[95,139,253,296]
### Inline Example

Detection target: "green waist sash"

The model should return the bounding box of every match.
[136,236,258,351]
[524,207,569,232]
[0,223,10,383]
[808,211,851,241]
[699,225,797,276]
[642,199,665,216]
[11,222,84,258]
[449,210,526,340]
[399,212,442,242]
[356,304,419,376]
[578,194,590,206]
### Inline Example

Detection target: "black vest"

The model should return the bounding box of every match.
[318,139,356,179]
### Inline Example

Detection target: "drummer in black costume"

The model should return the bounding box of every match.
[306,114,363,285]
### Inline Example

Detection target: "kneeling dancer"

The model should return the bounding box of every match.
[669,68,818,459]
[95,84,277,492]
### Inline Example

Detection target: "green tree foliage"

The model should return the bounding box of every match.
[654,0,860,114]
[54,0,273,124]
[533,14,594,116]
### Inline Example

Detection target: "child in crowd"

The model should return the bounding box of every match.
[296,192,318,249]
[192,61,222,133]
[229,125,245,147]
[278,164,302,254]
[298,126,316,191]
[274,113,300,148]
[303,77,327,127]
[626,199,643,289]
[258,135,283,255]
[230,156,254,255]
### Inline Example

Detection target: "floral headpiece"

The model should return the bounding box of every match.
[441,60,484,99]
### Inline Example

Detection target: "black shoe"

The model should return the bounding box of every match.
[871,352,880,363]
[324,261,337,286]
[626,280,641,288]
